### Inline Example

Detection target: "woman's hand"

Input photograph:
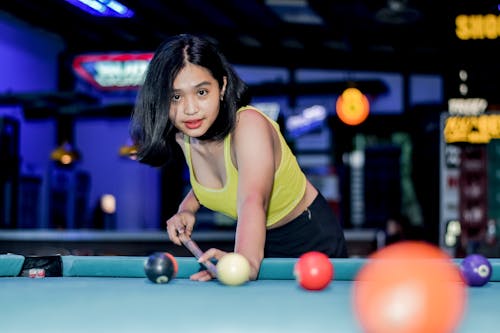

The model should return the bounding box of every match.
[166,210,196,245]
[190,248,227,281]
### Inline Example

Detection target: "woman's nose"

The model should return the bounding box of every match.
[183,99,198,115]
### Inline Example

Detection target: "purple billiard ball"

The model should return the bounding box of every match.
[459,254,492,287]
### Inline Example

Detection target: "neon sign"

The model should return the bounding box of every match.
[72,53,153,90]
[448,98,488,116]
[444,114,500,143]
[65,0,134,18]
[286,105,327,138]
[456,14,500,40]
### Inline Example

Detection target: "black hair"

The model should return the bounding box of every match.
[130,34,251,167]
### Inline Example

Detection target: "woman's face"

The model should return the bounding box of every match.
[169,63,226,138]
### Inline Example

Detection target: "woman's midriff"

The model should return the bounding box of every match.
[266,180,318,230]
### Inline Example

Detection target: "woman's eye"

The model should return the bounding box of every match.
[198,89,208,96]
[172,94,181,102]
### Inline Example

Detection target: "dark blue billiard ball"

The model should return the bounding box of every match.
[144,252,178,284]
[459,254,492,287]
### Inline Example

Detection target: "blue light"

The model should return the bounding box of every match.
[286,105,327,139]
[65,0,134,18]
[106,0,128,15]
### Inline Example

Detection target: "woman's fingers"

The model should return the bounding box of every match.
[190,270,213,281]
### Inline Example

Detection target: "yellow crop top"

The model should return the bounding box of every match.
[184,106,306,227]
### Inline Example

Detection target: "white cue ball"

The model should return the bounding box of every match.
[216,253,251,286]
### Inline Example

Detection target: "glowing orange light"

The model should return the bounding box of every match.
[50,142,80,165]
[336,88,370,126]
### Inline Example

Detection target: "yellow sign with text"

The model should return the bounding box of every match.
[444,115,500,143]
[456,14,500,40]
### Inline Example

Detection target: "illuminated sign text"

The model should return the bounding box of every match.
[456,14,500,40]
[73,53,153,90]
[444,114,500,143]
[448,98,488,116]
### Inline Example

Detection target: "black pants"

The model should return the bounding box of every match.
[264,192,348,258]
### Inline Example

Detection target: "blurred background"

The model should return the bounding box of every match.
[0,0,499,258]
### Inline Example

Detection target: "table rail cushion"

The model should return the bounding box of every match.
[60,256,367,279]
[4,255,500,281]
[0,254,25,276]
[62,256,204,278]
[60,256,500,281]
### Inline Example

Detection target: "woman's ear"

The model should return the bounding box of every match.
[220,76,228,100]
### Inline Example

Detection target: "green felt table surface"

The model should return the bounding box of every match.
[0,255,499,333]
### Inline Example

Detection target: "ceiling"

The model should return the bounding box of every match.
[0,0,499,100]
[0,0,477,71]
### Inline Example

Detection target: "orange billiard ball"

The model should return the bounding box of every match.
[353,241,467,333]
[294,251,334,291]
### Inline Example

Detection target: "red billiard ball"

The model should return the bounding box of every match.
[144,252,178,284]
[294,251,334,291]
[460,254,492,287]
[353,241,466,333]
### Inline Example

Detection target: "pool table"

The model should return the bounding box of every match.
[0,254,499,333]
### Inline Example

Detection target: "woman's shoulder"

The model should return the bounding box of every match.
[236,107,273,132]
[236,106,272,124]
[233,106,277,145]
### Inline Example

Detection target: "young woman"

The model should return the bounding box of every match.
[131,34,347,281]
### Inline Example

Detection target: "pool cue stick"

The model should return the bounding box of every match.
[179,233,218,277]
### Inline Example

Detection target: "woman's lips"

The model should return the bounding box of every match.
[185,119,202,129]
